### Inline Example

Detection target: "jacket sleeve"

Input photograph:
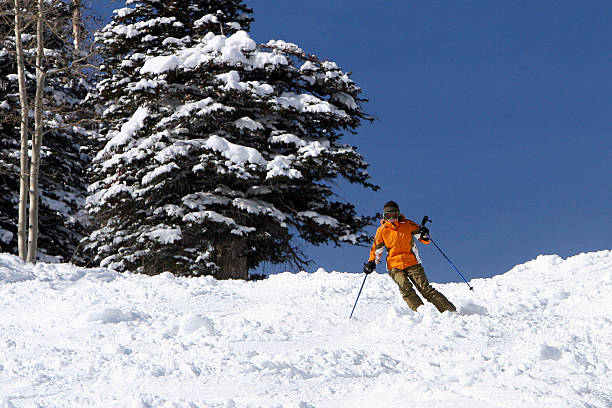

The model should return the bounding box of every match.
[368,227,386,264]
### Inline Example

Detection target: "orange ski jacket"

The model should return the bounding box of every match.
[368,215,430,270]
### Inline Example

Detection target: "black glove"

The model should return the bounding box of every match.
[363,260,375,274]
[418,226,430,240]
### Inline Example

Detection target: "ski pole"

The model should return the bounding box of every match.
[349,273,368,319]
[420,216,474,291]
[429,237,474,291]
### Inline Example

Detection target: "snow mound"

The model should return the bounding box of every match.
[86,307,143,324]
[0,256,34,283]
[0,250,610,407]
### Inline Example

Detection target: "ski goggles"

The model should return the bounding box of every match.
[383,211,400,220]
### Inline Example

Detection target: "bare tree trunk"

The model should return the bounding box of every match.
[26,0,46,263]
[71,0,81,53]
[216,239,248,280]
[14,0,30,261]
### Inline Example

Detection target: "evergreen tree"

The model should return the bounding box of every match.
[0,0,89,260]
[0,25,19,250]
[84,0,377,278]
[91,0,252,148]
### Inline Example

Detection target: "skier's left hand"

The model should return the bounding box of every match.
[418,226,430,240]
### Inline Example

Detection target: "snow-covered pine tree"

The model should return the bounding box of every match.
[0,20,19,250]
[84,0,377,279]
[88,0,253,150]
[0,1,89,260]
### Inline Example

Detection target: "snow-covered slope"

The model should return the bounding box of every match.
[0,250,611,408]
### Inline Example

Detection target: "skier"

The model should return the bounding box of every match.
[363,201,456,313]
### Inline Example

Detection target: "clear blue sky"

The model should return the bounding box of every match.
[91,1,612,283]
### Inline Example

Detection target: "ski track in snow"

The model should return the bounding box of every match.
[0,251,611,408]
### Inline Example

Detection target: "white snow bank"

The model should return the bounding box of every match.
[0,255,33,283]
[0,250,610,407]
[86,307,142,324]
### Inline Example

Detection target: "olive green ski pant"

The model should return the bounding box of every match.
[389,264,456,313]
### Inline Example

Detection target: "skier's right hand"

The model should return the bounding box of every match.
[363,261,375,274]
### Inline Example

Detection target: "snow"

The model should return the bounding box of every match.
[180,195,286,233]
[110,24,140,39]
[275,92,346,116]
[297,211,340,227]
[158,99,234,128]
[154,204,184,218]
[194,14,220,27]
[183,192,232,209]
[269,132,307,147]
[300,61,319,71]
[182,210,234,226]
[331,92,358,110]
[0,229,13,245]
[162,36,190,47]
[86,181,134,208]
[86,308,142,324]
[99,106,149,155]
[225,31,256,53]
[142,225,182,244]
[114,7,134,18]
[204,135,266,166]
[142,163,179,185]
[40,196,71,215]
[0,250,610,407]
[226,22,242,30]
[266,39,304,55]
[232,198,287,223]
[234,116,264,131]
[181,210,254,236]
[109,17,179,40]
[141,55,182,75]
[138,31,270,77]
[266,155,302,179]
[298,140,330,157]
[268,134,332,159]
[127,78,164,91]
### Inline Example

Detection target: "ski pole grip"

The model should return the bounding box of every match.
[420,216,431,227]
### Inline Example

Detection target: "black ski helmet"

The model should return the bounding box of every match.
[383,201,399,213]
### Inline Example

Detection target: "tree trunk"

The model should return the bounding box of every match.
[14,0,30,261]
[215,239,248,280]
[72,0,82,53]
[26,0,46,263]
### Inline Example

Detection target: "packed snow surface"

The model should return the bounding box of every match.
[0,250,611,407]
